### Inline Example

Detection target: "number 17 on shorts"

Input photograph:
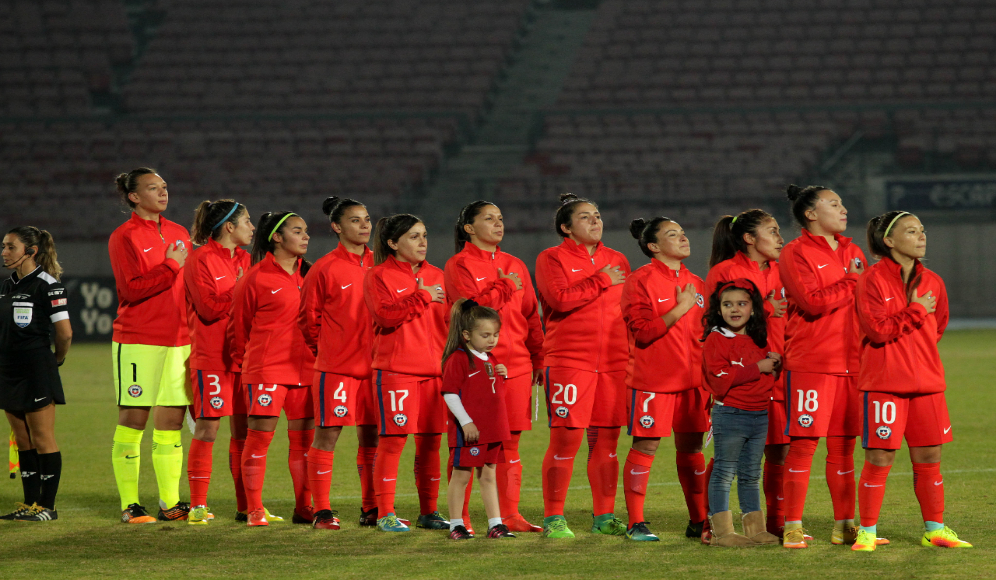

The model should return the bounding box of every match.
[376,372,419,435]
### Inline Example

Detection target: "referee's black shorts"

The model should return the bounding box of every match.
[0,347,65,412]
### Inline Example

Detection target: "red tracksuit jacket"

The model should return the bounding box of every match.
[856,258,949,395]
[702,328,773,411]
[299,244,374,378]
[621,259,705,393]
[534,239,630,372]
[705,251,786,400]
[364,255,447,379]
[444,242,543,379]
[229,253,314,386]
[780,229,866,375]
[109,212,191,346]
[441,350,511,447]
[184,238,250,371]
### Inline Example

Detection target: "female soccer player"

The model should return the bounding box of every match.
[183,200,253,524]
[299,196,379,529]
[705,209,789,537]
[0,227,71,521]
[109,168,191,523]
[364,214,448,532]
[230,211,315,527]
[534,193,630,538]
[779,184,867,548]
[444,200,544,533]
[619,217,708,542]
[851,211,971,551]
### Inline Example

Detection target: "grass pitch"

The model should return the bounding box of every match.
[1,331,994,579]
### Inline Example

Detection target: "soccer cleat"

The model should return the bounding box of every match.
[591,513,627,536]
[292,505,315,524]
[449,525,473,540]
[312,509,341,530]
[487,523,516,539]
[158,501,190,521]
[686,519,705,538]
[542,516,575,539]
[922,526,973,548]
[187,505,210,526]
[236,508,281,522]
[626,522,660,542]
[415,511,450,530]
[832,524,890,546]
[0,502,33,520]
[121,503,157,524]
[782,527,809,549]
[14,504,58,521]
[359,507,378,527]
[502,513,543,533]
[851,529,877,552]
[247,509,269,527]
[377,513,410,532]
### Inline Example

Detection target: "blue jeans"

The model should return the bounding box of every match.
[708,403,768,515]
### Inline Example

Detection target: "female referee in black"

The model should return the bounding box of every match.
[0,226,72,521]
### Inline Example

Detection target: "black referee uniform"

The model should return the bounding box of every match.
[0,266,69,411]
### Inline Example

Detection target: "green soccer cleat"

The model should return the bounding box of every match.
[626,522,660,542]
[922,526,973,548]
[377,513,410,532]
[236,507,284,523]
[187,505,210,526]
[415,511,450,530]
[591,513,627,536]
[851,529,877,552]
[542,515,575,539]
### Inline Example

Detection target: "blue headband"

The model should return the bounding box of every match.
[212,202,240,231]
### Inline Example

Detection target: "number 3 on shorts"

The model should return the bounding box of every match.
[205,374,221,396]
[796,389,818,413]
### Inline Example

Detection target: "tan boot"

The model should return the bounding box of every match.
[742,511,780,545]
[709,511,757,547]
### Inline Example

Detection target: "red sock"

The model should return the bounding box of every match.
[413,434,441,515]
[446,450,473,523]
[586,427,620,516]
[497,432,522,518]
[187,438,213,507]
[857,461,891,527]
[288,429,314,513]
[825,436,857,520]
[242,429,275,513]
[374,435,406,516]
[229,438,247,512]
[763,460,785,526]
[782,437,819,522]
[356,446,377,512]
[308,447,335,512]
[623,448,655,527]
[912,462,944,524]
[542,427,584,517]
[675,451,708,523]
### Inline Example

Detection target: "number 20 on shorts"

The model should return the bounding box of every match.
[550,383,577,406]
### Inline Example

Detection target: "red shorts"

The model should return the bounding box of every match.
[313,372,377,427]
[375,372,446,435]
[191,369,236,419]
[545,367,626,428]
[766,397,790,445]
[451,441,505,468]
[673,387,710,433]
[862,391,953,450]
[246,383,313,420]
[784,372,860,438]
[232,373,247,416]
[504,373,534,432]
[627,388,677,438]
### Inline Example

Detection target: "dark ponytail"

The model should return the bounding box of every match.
[191,199,245,245]
[322,196,365,238]
[708,209,773,267]
[250,211,298,266]
[554,193,596,238]
[114,167,157,209]
[373,214,423,265]
[867,211,921,301]
[454,200,497,253]
[7,226,62,280]
[786,184,828,229]
[629,217,672,258]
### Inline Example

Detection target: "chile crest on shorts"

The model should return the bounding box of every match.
[876,425,892,439]
[257,393,273,407]
[393,413,408,427]
[469,446,480,456]
[128,384,143,398]
[639,415,655,429]
[334,405,348,418]
[555,406,569,418]
[210,397,224,410]
[798,413,814,428]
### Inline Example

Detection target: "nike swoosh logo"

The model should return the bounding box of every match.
[475,276,487,281]
[468,371,481,377]
[251,454,266,458]
[944,426,951,434]
[934,480,943,486]
[776,496,784,501]
[817,264,829,269]
[658,298,670,302]
[431,477,441,481]
[863,483,882,488]
[34,397,46,402]
[215,275,226,281]
[572,268,583,272]
[629,469,650,475]
[40,475,54,480]
[271,288,282,294]
[174,444,182,448]
[382,478,396,482]
[144,247,153,252]
[125,455,139,459]
[553,455,574,461]
[694,469,707,475]
[190,476,209,479]
[318,470,332,475]
[788,468,808,473]
[884,297,894,301]
[396,288,407,293]
[509,459,520,464]
[837,469,854,475]
[608,453,616,458]
[341,284,351,289]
